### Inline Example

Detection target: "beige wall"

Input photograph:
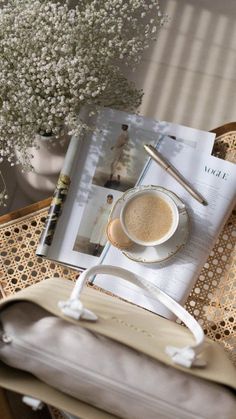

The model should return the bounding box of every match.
[129,0,236,131]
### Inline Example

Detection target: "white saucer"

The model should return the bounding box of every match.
[108,185,190,264]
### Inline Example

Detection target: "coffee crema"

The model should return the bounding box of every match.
[124,194,173,243]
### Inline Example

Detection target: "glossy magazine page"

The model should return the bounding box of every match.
[37,107,215,273]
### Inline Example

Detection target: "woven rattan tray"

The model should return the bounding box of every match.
[0,124,235,367]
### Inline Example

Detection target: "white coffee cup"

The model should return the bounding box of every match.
[120,187,179,247]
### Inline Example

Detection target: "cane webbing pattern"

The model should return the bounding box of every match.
[48,407,64,419]
[184,209,236,363]
[184,126,236,364]
[0,210,78,297]
[0,125,235,367]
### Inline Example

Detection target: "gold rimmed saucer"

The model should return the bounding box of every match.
[108,185,190,264]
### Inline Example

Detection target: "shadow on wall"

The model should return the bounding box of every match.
[125,0,236,131]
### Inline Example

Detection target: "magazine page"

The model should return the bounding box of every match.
[37,134,83,256]
[37,108,215,270]
[93,137,236,319]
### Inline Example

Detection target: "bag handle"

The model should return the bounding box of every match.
[58,265,206,368]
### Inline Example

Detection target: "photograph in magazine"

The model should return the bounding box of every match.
[92,120,157,191]
[73,118,158,257]
[73,186,121,257]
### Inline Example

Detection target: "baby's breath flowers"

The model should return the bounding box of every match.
[0,0,166,206]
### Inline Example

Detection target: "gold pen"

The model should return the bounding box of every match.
[144,144,208,206]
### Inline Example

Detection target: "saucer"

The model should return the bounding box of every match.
[108,185,190,264]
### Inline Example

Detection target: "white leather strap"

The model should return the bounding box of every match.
[58,265,206,368]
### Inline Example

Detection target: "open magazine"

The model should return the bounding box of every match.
[93,136,236,318]
[37,108,215,274]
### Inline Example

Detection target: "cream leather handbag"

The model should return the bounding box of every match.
[0,265,235,419]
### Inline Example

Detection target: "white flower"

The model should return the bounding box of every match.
[0,0,166,206]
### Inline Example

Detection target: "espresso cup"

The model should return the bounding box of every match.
[120,187,179,247]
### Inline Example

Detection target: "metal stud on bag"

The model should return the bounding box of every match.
[0,331,12,344]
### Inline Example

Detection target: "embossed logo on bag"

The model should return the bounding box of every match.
[110,316,154,338]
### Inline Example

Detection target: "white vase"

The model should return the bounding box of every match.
[14,133,70,202]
